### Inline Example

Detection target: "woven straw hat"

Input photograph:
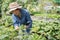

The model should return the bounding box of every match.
[9,2,22,12]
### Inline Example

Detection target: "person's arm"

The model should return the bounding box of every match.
[25,10,32,29]
[12,15,19,30]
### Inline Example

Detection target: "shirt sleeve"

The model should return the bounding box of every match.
[25,10,32,28]
[12,15,19,27]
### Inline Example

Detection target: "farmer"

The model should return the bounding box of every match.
[9,2,32,33]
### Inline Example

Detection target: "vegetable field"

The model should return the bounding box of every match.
[0,14,60,40]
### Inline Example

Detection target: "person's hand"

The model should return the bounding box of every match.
[26,26,29,29]
[15,26,19,30]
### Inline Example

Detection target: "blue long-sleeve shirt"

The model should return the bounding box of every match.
[12,9,32,28]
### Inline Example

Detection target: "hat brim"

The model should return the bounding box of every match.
[9,6,22,13]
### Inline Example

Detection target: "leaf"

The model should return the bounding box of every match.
[0,35,8,40]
